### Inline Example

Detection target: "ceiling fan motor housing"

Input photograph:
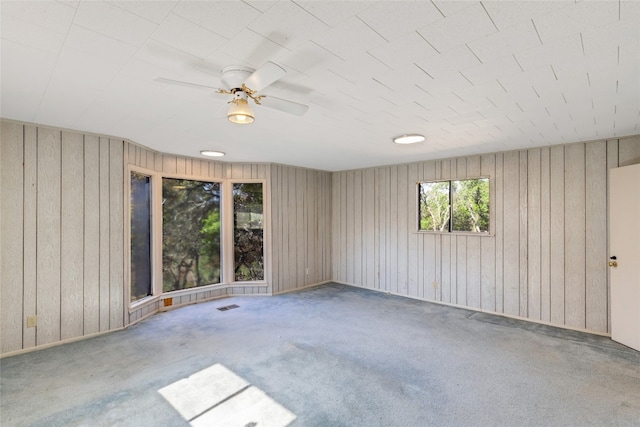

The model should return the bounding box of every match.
[221,65,254,91]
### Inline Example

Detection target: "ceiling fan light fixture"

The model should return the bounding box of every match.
[227,98,255,124]
[200,150,225,157]
[393,134,425,144]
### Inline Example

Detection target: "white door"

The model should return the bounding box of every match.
[610,163,640,351]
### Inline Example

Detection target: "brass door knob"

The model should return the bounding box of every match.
[609,261,618,267]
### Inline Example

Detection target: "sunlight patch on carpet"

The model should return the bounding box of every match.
[159,364,296,427]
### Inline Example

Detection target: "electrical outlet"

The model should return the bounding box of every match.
[305,268,309,275]
[432,280,439,289]
[27,315,37,328]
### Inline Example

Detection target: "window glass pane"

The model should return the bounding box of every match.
[451,178,490,232]
[418,181,450,231]
[233,183,264,281]
[162,178,221,292]
[131,172,152,302]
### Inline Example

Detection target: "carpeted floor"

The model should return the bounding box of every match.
[2,283,639,426]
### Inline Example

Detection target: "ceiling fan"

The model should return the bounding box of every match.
[155,61,309,124]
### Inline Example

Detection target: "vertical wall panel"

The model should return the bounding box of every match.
[456,236,467,306]
[618,135,640,166]
[519,151,528,317]
[162,155,176,174]
[549,145,565,325]
[339,172,347,282]
[353,170,363,286]
[176,157,186,175]
[1,122,24,353]
[378,168,388,292]
[585,141,607,331]
[364,168,376,289]
[527,149,541,320]
[109,139,124,329]
[271,165,280,292]
[306,171,317,286]
[99,137,111,331]
[396,165,408,295]
[539,148,551,323]
[84,136,101,335]
[325,172,333,281]
[277,165,286,293]
[61,132,85,340]
[480,154,496,312]
[564,143,586,328]
[494,153,504,313]
[287,168,297,288]
[345,171,355,285]
[388,167,399,294]
[466,236,481,309]
[331,172,340,281]
[36,128,62,345]
[407,163,418,297]
[23,126,37,349]
[296,168,306,287]
[502,151,520,316]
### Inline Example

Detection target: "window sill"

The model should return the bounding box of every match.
[414,231,495,237]
[129,281,269,311]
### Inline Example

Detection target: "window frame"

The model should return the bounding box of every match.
[224,179,268,286]
[127,171,269,310]
[416,175,492,236]
[160,175,224,293]
[127,165,159,309]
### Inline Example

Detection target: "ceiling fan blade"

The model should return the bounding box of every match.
[154,77,222,91]
[259,95,309,116]
[244,61,286,92]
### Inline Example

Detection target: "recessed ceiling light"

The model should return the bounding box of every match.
[200,150,225,157]
[393,134,425,144]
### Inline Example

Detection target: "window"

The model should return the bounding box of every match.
[233,183,264,281]
[418,178,489,233]
[162,178,222,292]
[130,172,152,301]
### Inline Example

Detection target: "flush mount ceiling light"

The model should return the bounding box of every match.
[393,134,425,144]
[200,150,225,157]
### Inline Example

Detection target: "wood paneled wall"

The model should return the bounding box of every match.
[270,164,332,294]
[1,122,124,354]
[3,116,637,355]
[331,136,640,334]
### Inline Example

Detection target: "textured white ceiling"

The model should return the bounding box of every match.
[1,0,638,171]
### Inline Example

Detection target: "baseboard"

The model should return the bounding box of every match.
[334,281,611,338]
[272,280,332,295]
[0,327,126,359]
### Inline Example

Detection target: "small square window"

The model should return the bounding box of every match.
[418,178,489,233]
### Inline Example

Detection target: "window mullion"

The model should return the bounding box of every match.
[222,180,235,284]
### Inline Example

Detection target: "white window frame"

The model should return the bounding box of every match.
[225,179,268,286]
[416,176,492,236]
[127,165,158,309]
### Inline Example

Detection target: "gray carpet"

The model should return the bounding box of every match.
[2,283,639,426]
